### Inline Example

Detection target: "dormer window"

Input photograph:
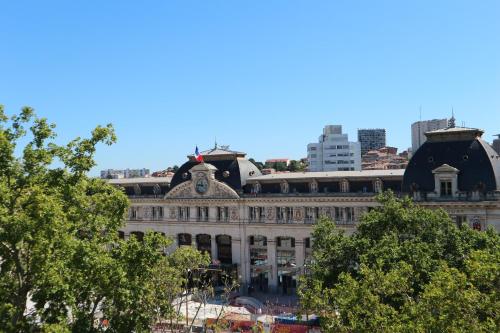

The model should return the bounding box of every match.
[432,164,459,199]
[309,180,318,193]
[280,181,289,194]
[340,179,349,193]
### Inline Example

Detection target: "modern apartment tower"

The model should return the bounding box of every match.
[411,118,448,153]
[357,129,386,156]
[307,125,361,172]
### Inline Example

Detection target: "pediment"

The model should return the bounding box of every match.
[165,179,239,199]
[432,164,459,174]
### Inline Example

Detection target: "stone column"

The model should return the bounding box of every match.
[211,235,218,261]
[241,236,251,293]
[231,238,241,265]
[267,238,278,293]
[295,239,305,274]
[232,237,246,293]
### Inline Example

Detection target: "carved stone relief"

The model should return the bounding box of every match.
[293,207,304,221]
[143,207,152,219]
[169,207,177,219]
[230,207,239,221]
[166,177,239,199]
[266,207,275,221]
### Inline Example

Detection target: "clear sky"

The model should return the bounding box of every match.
[1,1,499,175]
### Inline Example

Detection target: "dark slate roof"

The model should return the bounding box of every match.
[403,127,500,192]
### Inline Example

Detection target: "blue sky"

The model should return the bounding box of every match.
[1,1,499,174]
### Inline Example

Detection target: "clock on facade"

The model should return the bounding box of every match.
[195,177,209,194]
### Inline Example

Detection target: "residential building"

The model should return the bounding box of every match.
[411,118,448,152]
[358,129,386,156]
[110,130,500,296]
[307,125,361,172]
[265,159,290,167]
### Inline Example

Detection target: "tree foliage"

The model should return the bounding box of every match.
[0,106,210,332]
[300,191,500,332]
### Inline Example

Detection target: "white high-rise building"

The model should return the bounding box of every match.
[307,125,361,172]
[411,118,448,153]
[493,135,500,155]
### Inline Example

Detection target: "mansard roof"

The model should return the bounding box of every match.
[247,169,405,182]
[404,127,500,192]
[108,177,172,185]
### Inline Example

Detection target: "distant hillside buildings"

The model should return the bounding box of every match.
[362,146,409,170]
[358,129,386,156]
[307,125,361,172]
[100,168,150,179]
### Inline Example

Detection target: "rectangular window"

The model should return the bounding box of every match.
[130,207,138,219]
[152,206,163,220]
[345,207,354,223]
[276,207,292,223]
[197,207,208,221]
[334,207,341,221]
[178,207,190,221]
[217,207,229,221]
[455,215,467,227]
[440,181,452,196]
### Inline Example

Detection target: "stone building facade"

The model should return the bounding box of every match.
[112,128,500,295]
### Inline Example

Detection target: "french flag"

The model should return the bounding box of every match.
[195,146,204,162]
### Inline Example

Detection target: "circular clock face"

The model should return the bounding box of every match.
[195,177,209,194]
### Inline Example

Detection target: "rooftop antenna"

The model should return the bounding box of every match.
[448,107,456,128]
[214,137,218,149]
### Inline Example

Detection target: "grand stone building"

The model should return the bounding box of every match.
[112,127,500,295]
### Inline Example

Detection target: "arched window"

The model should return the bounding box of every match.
[178,233,192,246]
[196,234,211,253]
[216,235,232,264]
[130,231,144,242]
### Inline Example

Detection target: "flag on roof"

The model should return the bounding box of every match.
[195,146,203,162]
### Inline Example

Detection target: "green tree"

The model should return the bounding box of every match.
[300,191,500,332]
[287,160,305,172]
[0,106,211,332]
[0,106,128,331]
[249,158,264,171]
